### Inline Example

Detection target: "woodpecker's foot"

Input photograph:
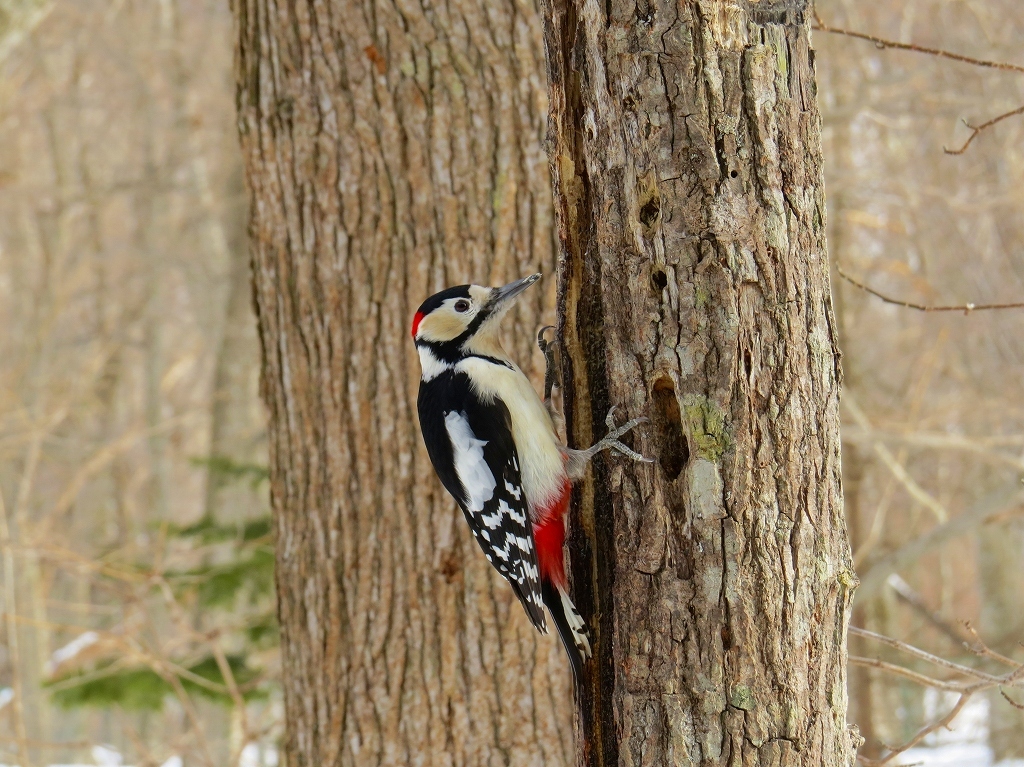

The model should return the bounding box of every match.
[564,407,652,479]
[595,406,652,464]
[537,325,561,403]
[537,325,555,355]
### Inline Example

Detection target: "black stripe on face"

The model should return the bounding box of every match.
[415,335,513,369]
[414,285,498,361]
[414,285,504,363]
[465,354,513,369]
[459,296,498,338]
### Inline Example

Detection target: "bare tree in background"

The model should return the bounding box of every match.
[817,0,1024,760]
[1,2,269,765]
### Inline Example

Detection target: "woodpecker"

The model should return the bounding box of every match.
[412,273,648,680]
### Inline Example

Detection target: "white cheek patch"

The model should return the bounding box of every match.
[419,309,469,343]
[444,411,496,513]
[417,346,451,381]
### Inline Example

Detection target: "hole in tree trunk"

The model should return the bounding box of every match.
[651,377,688,480]
[639,196,661,228]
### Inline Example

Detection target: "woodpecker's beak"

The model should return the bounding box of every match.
[491,273,541,307]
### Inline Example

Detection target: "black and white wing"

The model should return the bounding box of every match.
[417,373,545,630]
[442,404,546,631]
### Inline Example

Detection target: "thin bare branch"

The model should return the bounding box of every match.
[842,427,1024,472]
[852,622,1024,766]
[158,668,217,767]
[962,622,1021,668]
[838,264,1024,312]
[209,633,253,765]
[43,657,136,693]
[0,480,32,767]
[886,574,971,647]
[0,737,93,750]
[850,626,1019,687]
[811,11,1024,74]
[944,103,1024,154]
[32,414,196,543]
[849,655,968,692]
[861,693,971,766]
[1001,689,1024,711]
[850,336,947,568]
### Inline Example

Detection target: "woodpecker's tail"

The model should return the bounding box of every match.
[542,580,592,684]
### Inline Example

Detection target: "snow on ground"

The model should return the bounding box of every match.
[0,691,1012,767]
[0,744,280,767]
[900,743,994,766]
[0,761,180,767]
[899,748,1024,767]
[896,691,1024,767]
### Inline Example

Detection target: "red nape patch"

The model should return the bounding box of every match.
[411,311,425,339]
[533,482,571,586]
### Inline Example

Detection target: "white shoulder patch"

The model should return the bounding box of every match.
[444,411,496,512]
[418,346,451,382]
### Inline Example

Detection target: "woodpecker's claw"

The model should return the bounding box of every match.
[601,438,651,463]
[598,407,654,464]
[538,325,561,404]
[537,325,556,352]
[562,406,652,479]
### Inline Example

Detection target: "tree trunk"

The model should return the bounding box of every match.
[233,1,575,765]
[540,1,856,764]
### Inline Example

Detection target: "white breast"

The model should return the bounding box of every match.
[455,357,565,514]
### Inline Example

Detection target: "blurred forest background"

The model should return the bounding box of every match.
[0,0,1022,765]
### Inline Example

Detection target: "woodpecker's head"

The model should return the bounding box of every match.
[412,273,541,367]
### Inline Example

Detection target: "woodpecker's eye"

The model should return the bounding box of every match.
[454,299,471,313]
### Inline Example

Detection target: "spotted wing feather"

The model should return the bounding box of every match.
[444,409,545,631]
[418,372,546,632]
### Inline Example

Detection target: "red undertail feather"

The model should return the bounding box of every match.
[533,479,571,588]
[535,479,591,683]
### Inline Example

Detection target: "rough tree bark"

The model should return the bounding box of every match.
[233,1,576,765]
[540,1,857,765]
